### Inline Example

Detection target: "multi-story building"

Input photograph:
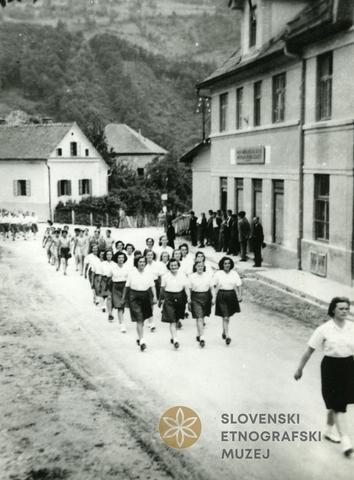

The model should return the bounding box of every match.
[182,0,354,285]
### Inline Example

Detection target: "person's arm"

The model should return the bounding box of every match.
[158,286,165,308]
[294,347,315,380]
[185,285,191,305]
[151,285,157,305]
[235,285,242,303]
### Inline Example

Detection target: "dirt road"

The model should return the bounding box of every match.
[1,232,353,480]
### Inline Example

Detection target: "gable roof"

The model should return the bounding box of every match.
[180,138,211,163]
[198,0,352,89]
[105,123,168,156]
[0,123,74,160]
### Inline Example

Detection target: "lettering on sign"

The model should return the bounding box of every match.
[236,146,265,165]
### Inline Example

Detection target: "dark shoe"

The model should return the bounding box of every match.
[226,337,232,346]
[200,339,205,348]
[150,326,156,332]
[140,343,147,352]
[177,320,183,329]
[174,341,180,349]
[108,314,114,322]
[136,339,140,346]
[102,307,106,313]
[222,332,226,340]
[170,338,174,344]
[196,336,200,342]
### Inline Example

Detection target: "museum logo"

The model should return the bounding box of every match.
[159,406,202,449]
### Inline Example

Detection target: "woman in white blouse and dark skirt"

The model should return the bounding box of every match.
[84,244,100,305]
[145,250,161,332]
[111,251,129,333]
[294,297,354,456]
[100,250,116,322]
[213,257,242,346]
[159,258,190,349]
[189,261,215,348]
[123,255,157,351]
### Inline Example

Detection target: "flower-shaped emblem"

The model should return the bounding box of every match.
[159,406,202,449]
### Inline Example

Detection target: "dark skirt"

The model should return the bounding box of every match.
[100,276,112,298]
[191,291,212,319]
[154,278,161,299]
[112,281,126,310]
[129,289,152,322]
[94,274,102,297]
[31,223,38,233]
[60,247,71,260]
[162,291,186,324]
[321,356,354,413]
[215,289,240,317]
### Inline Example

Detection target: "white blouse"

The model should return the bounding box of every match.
[155,245,174,259]
[161,271,189,293]
[84,253,100,272]
[189,272,214,293]
[145,261,161,281]
[101,260,116,277]
[126,269,155,291]
[180,255,194,276]
[213,270,242,290]
[308,319,354,358]
[111,263,130,282]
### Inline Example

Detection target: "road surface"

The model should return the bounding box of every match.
[0,228,353,480]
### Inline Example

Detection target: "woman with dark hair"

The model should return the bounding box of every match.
[94,250,106,310]
[158,251,170,277]
[179,243,193,276]
[111,251,129,332]
[123,255,157,351]
[57,229,71,276]
[213,256,242,345]
[143,237,156,256]
[294,297,354,456]
[189,261,214,348]
[84,244,100,305]
[156,234,173,259]
[194,251,213,275]
[125,243,135,269]
[101,250,116,321]
[172,248,182,263]
[159,258,190,349]
[113,240,125,263]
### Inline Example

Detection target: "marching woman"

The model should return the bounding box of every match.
[100,250,116,322]
[179,243,194,276]
[94,250,106,310]
[31,212,38,240]
[50,229,61,270]
[213,257,242,345]
[189,260,215,348]
[80,229,90,276]
[172,248,182,263]
[145,250,160,332]
[143,237,156,256]
[194,251,213,275]
[158,251,170,277]
[125,243,135,269]
[159,259,190,349]
[113,240,125,263]
[111,251,130,333]
[294,297,354,456]
[122,255,157,351]
[57,229,71,275]
[84,244,100,305]
[155,235,173,259]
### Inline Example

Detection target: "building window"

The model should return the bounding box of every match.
[314,174,329,241]
[219,93,228,132]
[14,179,31,197]
[249,2,257,48]
[79,179,92,195]
[317,52,332,120]
[85,148,89,157]
[57,148,62,156]
[252,179,262,219]
[235,178,244,213]
[236,87,243,130]
[220,177,228,212]
[70,142,78,157]
[273,180,284,245]
[254,81,262,126]
[57,180,72,196]
[137,168,145,177]
[272,73,286,123]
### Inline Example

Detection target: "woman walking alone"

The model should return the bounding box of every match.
[159,259,190,349]
[213,257,242,345]
[294,297,354,456]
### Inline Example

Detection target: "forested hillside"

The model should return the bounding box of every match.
[0,21,213,156]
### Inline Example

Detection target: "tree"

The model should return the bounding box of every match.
[0,0,38,6]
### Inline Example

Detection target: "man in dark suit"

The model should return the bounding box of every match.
[189,211,198,247]
[251,216,264,267]
[238,211,251,261]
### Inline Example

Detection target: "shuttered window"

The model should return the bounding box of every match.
[57,180,72,196]
[78,179,92,195]
[13,180,31,196]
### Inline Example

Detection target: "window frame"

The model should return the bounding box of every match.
[272,73,286,123]
[249,3,257,48]
[316,51,333,121]
[219,92,229,132]
[14,179,30,197]
[57,179,72,197]
[254,80,262,127]
[79,178,92,196]
[70,141,78,157]
[313,174,330,242]
[236,87,244,130]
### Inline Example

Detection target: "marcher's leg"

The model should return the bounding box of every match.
[334,412,353,455]
[118,309,126,332]
[324,410,340,443]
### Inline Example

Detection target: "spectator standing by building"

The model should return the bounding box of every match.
[238,211,251,261]
[228,214,240,256]
[206,210,214,246]
[166,220,176,249]
[198,213,207,248]
[189,211,198,247]
[250,217,265,267]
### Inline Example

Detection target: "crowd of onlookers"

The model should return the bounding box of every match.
[0,209,38,241]
[186,210,265,267]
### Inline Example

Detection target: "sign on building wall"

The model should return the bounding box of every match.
[236,146,265,164]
